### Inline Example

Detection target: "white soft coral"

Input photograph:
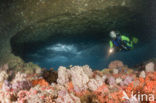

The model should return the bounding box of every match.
[56,90,81,103]
[70,66,89,92]
[87,75,103,91]
[12,72,27,83]
[82,65,93,78]
[57,66,70,85]
[0,71,8,82]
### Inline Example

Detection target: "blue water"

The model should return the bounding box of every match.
[24,38,156,70]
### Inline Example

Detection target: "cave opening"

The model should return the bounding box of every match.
[10,7,156,70]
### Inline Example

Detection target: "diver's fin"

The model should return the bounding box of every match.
[132,37,138,44]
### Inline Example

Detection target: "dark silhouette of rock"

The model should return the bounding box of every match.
[42,68,58,84]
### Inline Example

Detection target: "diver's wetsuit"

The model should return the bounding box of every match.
[109,35,134,51]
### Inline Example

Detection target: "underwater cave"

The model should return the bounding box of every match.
[10,6,156,70]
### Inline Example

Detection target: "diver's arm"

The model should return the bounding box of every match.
[121,35,130,42]
[109,41,113,48]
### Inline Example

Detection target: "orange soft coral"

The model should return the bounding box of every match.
[67,82,74,92]
[123,72,156,102]
[31,79,49,87]
[93,83,124,103]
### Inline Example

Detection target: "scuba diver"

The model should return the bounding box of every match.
[109,30,138,54]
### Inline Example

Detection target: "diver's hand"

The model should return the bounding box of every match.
[109,48,114,55]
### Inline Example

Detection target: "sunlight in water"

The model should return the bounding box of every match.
[46,43,81,55]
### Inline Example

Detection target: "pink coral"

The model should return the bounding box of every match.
[56,90,81,103]
[108,60,124,69]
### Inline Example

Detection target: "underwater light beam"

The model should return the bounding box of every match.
[46,43,82,55]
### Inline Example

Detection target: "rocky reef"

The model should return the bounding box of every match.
[0,60,155,103]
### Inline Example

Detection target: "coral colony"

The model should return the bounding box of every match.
[0,60,155,103]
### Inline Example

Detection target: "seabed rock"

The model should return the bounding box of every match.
[42,68,58,84]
